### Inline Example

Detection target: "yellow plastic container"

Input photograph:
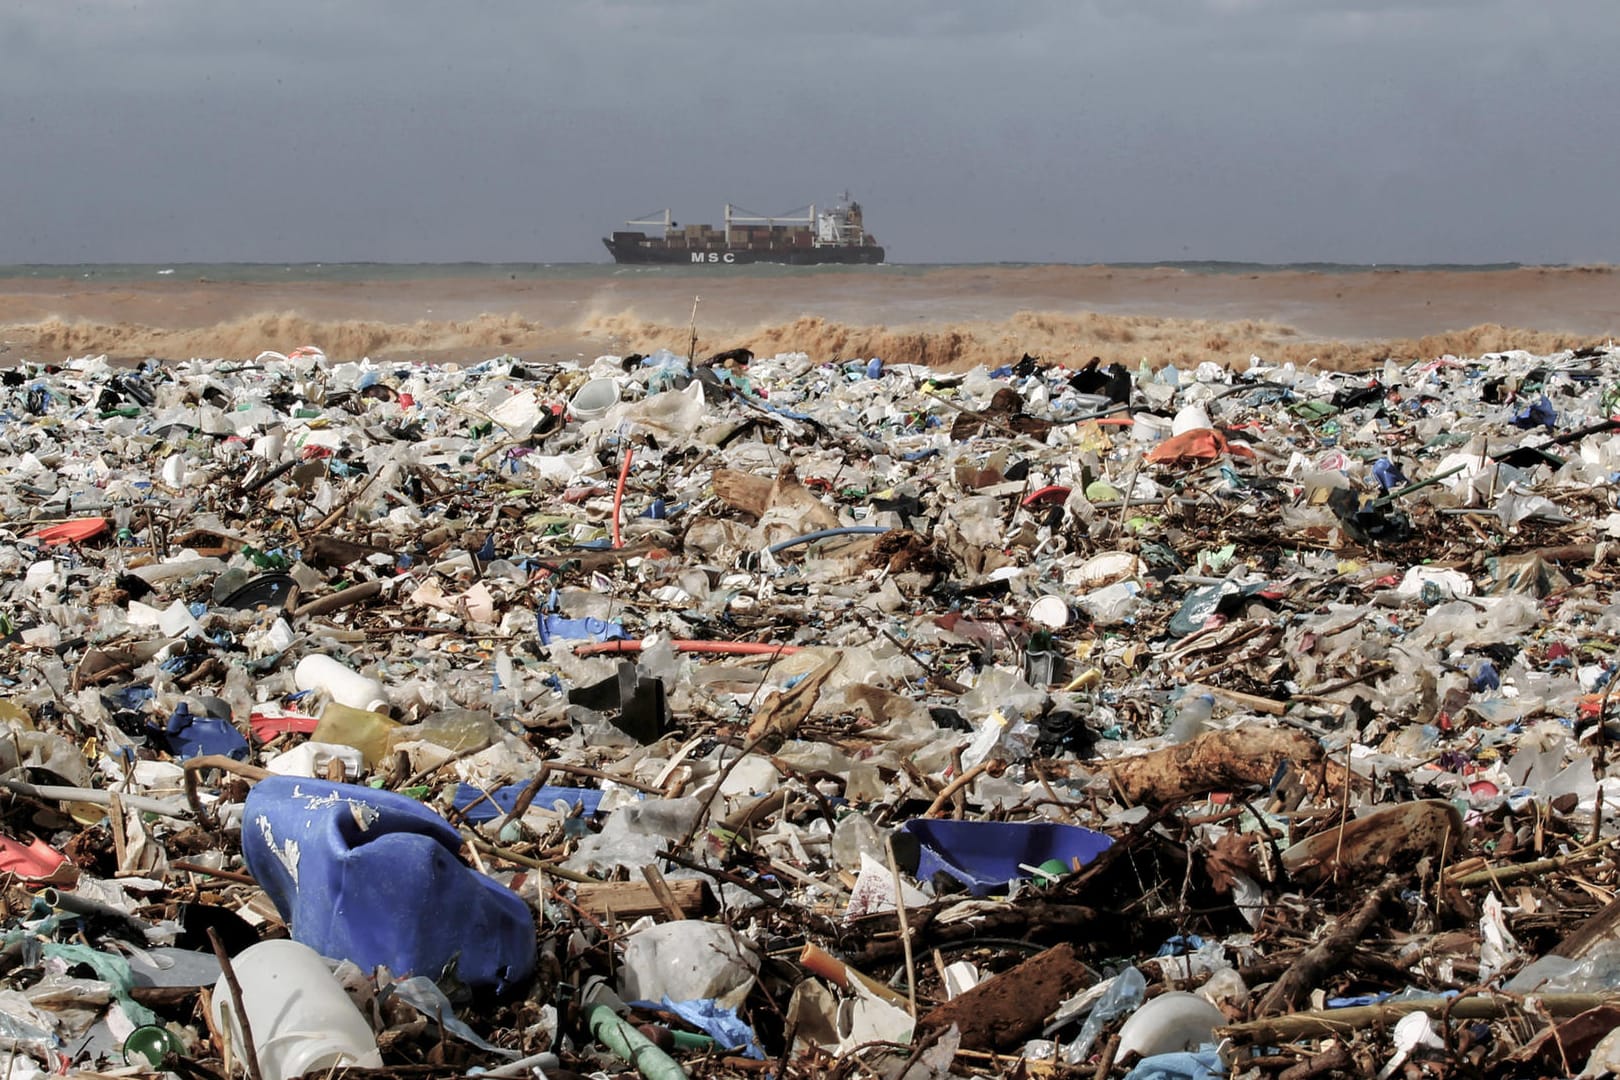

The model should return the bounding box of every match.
[387,709,500,756]
[311,703,400,768]
[0,699,35,731]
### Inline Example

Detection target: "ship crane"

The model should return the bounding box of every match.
[624,210,674,236]
[723,203,814,244]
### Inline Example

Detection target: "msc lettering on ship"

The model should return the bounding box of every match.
[691,252,737,263]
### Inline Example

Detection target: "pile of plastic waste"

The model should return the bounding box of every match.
[4,338,1620,1078]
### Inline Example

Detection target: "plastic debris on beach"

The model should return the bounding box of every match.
[6,339,1620,1077]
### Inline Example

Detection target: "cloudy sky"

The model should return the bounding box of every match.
[3,1,1617,265]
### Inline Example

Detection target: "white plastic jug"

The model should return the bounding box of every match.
[211,940,382,1080]
[294,654,389,714]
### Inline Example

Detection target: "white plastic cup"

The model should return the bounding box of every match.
[294,654,389,714]
[570,378,621,422]
[211,940,383,1080]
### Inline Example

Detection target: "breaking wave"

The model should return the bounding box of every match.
[1,307,1606,373]
[582,310,1603,373]
[2,311,550,363]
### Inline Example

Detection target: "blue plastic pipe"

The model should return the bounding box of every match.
[765,525,891,555]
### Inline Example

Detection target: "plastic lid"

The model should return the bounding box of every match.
[1028,595,1070,629]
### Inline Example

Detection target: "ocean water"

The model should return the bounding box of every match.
[2,259,1607,372]
[0,260,1532,284]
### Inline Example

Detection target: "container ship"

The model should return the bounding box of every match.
[603,193,885,265]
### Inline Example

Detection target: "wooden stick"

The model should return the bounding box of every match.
[678,735,768,850]
[1185,682,1289,716]
[496,767,551,833]
[540,760,666,796]
[1447,843,1610,889]
[887,835,918,1021]
[208,928,264,1080]
[951,746,969,820]
[299,469,382,540]
[1555,894,1620,959]
[719,789,792,833]
[1294,662,1394,700]
[182,756,272,826]
[1223,993,1620,1044]
[108,792,130,875]
[1092,1032,1120,1080]
[291,580,383,620]
[639,864,687,922]
[401,742,489,788]
[461,833,594,884]
[172,860,257,886]
[1278,1043,1352,1080]
[923,761,996,818]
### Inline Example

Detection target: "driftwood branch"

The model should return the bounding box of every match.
[1223,993,1620,1044]
[1101,726,1324,806]
[1256,872,1400,1017]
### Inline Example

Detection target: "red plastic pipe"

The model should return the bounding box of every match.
[611,445,634,549]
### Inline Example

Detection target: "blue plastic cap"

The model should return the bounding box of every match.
[242,777,536,996]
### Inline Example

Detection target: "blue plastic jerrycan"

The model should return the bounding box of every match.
[241,777,535,996]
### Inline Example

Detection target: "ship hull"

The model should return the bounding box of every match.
[603,239,884,266]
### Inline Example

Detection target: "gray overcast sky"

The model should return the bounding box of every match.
[3,0,1617,265]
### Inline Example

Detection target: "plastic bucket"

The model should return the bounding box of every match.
[1132,413,1172,444]
[571,378,621,421]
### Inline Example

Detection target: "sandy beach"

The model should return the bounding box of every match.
[2,263,1617,371]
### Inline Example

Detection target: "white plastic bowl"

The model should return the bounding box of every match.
[570,378,621,421]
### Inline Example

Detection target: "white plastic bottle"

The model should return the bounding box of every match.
[294,654,389,714]
[212,940,382,1080]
